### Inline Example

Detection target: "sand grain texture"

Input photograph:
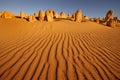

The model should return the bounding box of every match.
[0,18,120,80]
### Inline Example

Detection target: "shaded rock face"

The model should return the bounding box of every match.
[0,12,2,18]
[107,19,116,27]
[1,10,13,19]
[28,15,36,22]
[90,18,100,23]
[68,13,72,18]
[53,11,59,18]
[104,10,118,27]
[107,17,118,27]
[82,16,89,22]
[95,19,100,23]
[60,12,67,18]
[20,11,26,19]
[72,14,75,19]
[34,13,38,17]
[94,18,100,23]
[45,9,53,21]
[114,17,118,25]
[75,10,82,22]
[38,10,45,21]
[105,10,113,22]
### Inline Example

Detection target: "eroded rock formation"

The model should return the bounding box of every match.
[20,11,26,19]
[82,16,89,22]
[0,12,2,18]
[53,11,59,18]
[60,12,67,18]
[75,10,82,22]
[68,13,72,18]
[38,10,45,21]
[105,10,113,22]
[45,9,53,21]
[28,15,36,22]
[107,19,116,27]
[34,13,38,18]
[1,10,13,19]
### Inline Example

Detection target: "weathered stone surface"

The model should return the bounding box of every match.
[1,10,13,19]
[113,17,118,25]
[75,10,82,22]
[38,10,45,21]
[105,10,113,22]
[90,18,100,23]
[34,13,38,17]
[60,12,67,18]
[107,19,116,27]
[28,15,36,22]
[0,12,2,18]
[68,13,72,18]
[53,11,59,18]
[82,16,89,22]
[20,11,26,19]
[45,9,53,21]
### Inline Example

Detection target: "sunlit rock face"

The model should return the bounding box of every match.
[105,10,118,27]
[45,9,53,21]
[1,10,13,19]
[75,9,82,22]
[82,16,89,22]
[20,11,26,19]
[28,15,36,22]
[34,13,38,18]
[38,10,45,22]
[68,13,72,18]
[60,11,67,18]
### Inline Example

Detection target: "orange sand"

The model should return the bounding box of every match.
[0,18,120,80]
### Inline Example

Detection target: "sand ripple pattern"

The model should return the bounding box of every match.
[0,27,120,80]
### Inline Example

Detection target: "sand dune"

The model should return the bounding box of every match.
[0,18,120,80]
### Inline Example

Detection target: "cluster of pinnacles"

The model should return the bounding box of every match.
[0,9,86,22]
[0,9,119,27]
[90,10,118,27]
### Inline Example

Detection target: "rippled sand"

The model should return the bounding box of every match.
[0,18,120,80]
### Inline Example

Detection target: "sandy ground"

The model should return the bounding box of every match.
[0,18,120,80]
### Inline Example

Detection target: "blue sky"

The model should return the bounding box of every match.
[0,0,120,19]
